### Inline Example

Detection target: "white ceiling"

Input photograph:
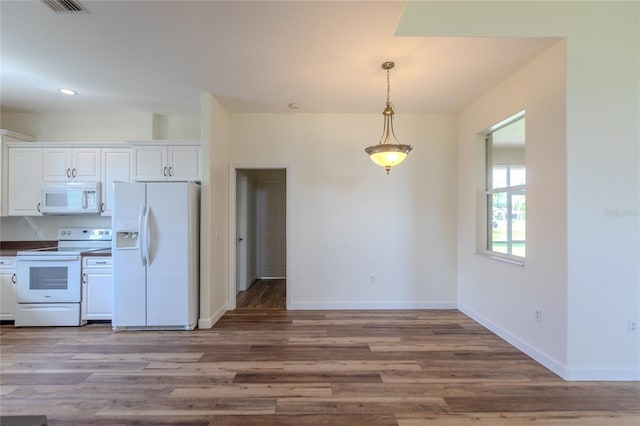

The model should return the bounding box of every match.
[1,0,557,115]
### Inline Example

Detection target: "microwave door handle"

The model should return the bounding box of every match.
[138,206,146,266]
[82,190,88,209]
[18,255,80,261]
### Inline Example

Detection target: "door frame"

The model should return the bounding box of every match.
[235,171,250,292]
[228,164,290,310]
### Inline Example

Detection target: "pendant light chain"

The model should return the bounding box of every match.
[386,67,391,106]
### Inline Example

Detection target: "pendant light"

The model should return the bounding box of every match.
[365,61,412,174]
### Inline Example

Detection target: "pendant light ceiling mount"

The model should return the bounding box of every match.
[381,61,395,71]
[365,60,413,174]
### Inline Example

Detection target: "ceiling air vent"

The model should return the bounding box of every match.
[42,0,88,13]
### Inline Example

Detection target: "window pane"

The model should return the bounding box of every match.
[492,166,507,189]
[490,193,508,254]
[511,191,526,257]
[510,166,526,186]
[489,190,526,256]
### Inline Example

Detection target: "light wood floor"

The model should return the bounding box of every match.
[1,310,639,425]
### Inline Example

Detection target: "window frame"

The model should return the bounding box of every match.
[483,111,526,264]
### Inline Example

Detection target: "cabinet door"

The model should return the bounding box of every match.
[72,148,100,181]
[8,147,43,216]
[168,145,200,181]
[81,269,113,320]
[132,146,166,181]
[0,260,16,320]
[101,148,131,216]
[43,147,72,181]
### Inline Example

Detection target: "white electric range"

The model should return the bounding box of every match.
[15,228,111,327]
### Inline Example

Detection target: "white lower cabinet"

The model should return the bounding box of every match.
[0,257,17,320]
[81,257,113,321]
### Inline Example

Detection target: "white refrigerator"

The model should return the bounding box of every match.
[112,181,200,330]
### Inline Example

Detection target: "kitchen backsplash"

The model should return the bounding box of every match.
[0,215,111,241]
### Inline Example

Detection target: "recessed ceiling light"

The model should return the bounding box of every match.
[288,102,301,110]
[59,88,77,95]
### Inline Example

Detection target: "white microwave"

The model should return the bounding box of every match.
[40,182,101,214]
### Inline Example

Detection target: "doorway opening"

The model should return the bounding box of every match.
[233,168,287,310]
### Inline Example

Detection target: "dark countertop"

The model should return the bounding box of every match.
[82,248,111,257]
[0,241,111,257]
[0,241,56,257]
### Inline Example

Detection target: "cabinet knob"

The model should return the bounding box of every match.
[67,168,72,178]
[82,273,87,284]
[168,166,173,177]
[72,168,77,178]
[101,203,105,213]
[163,166,167,177]
[37,202,41,213]
[11,273,16,284]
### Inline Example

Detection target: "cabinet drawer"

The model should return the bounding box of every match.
[83,257,112,268]
[0,257,16,268]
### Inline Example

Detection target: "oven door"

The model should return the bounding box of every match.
[16,256,81,303]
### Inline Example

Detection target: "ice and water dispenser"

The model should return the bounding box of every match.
[115,224,140,249]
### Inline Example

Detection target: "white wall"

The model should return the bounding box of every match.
[1,112,200,142]
[457,42,567,375]
[398,0,640,380]
[152,114,200,140]
[199,94,230,328]
[229,113,458,309]
[1,112,154,141]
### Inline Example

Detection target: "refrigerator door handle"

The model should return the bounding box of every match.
[144,206,151,264]
[138,205,147,266]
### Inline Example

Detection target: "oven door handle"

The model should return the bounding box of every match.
[138,206,147,266]
[18,255,80,261]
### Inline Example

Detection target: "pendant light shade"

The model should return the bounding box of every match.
[365,61,412,174]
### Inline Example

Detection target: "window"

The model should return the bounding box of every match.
[486,113,525,258]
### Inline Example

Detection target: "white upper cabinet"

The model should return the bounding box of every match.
[101,147,131,216]
[130,141,200,182]
[1,130,33,217]
[43,147,100,182]
[8,146,43,216]
[167,145,201,181]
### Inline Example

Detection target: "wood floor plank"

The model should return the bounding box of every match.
[1,308,638,425]
[397,412,640,425]
[171,383,332,398]
[233,372,383,384]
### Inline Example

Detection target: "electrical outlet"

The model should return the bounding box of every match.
[628,320,638,335]
[535,309,543,323]
[369,274,376,285]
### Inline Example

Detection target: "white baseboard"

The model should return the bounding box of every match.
[458,304,640,381]
[563,367,640,381]
[458,303,566,378]
[197,303,227,329]
[289,301,457,310]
